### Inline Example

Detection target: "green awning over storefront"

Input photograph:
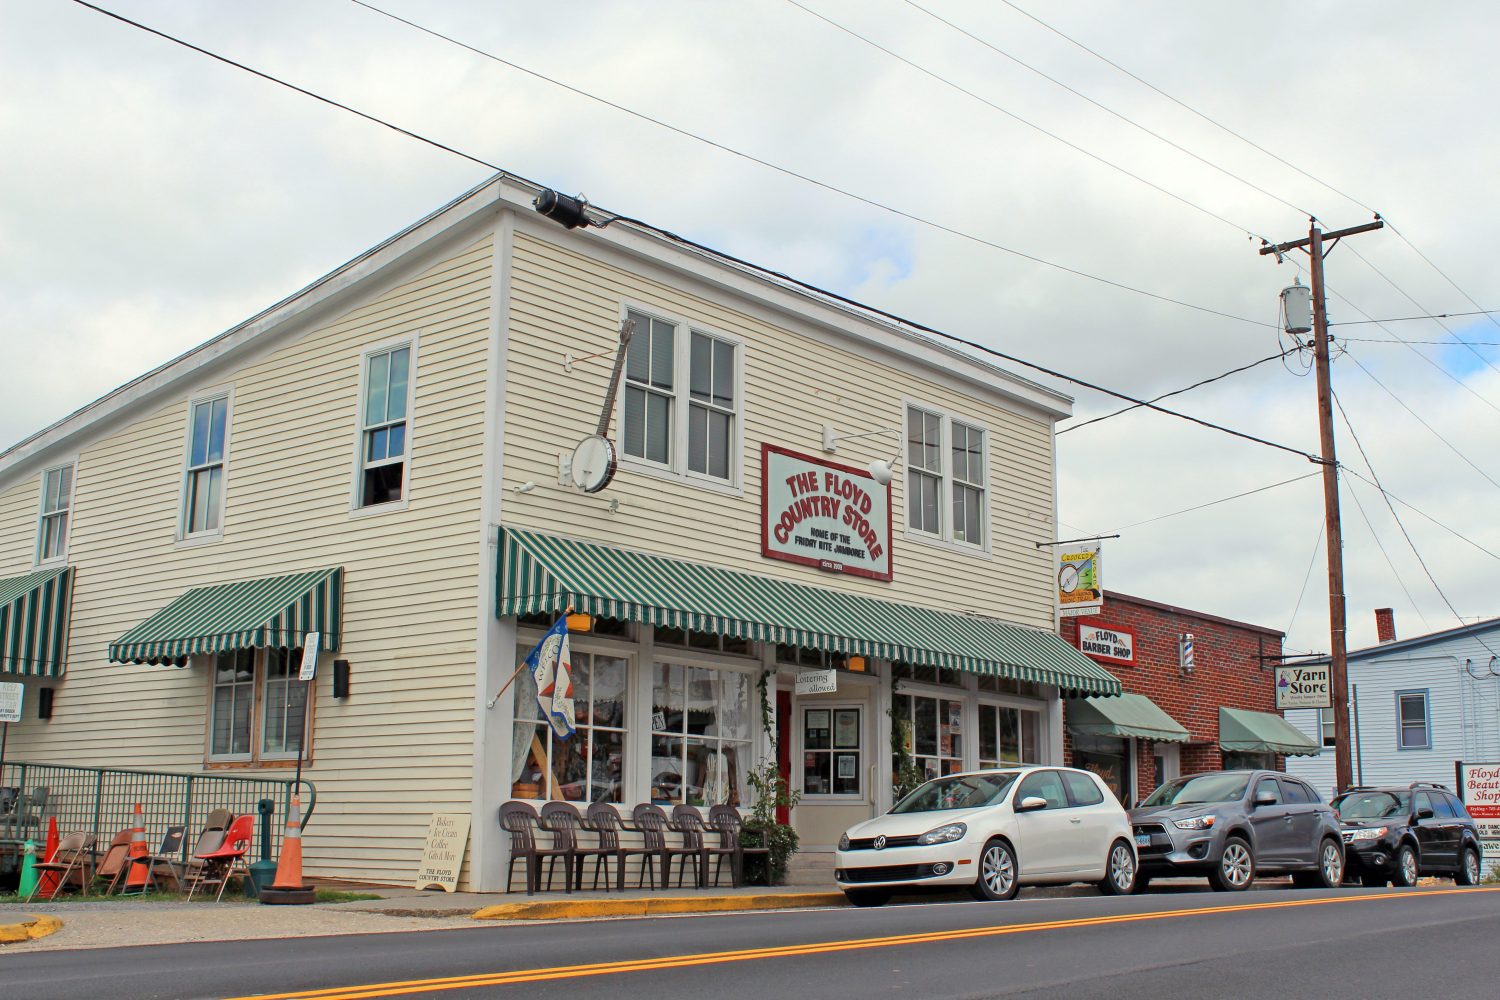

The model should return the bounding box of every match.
[1067,692,1190,743]
[1219,706,1320,757]
[0,566,73,678]
[497,528,1120,695]
[108,567,342,665]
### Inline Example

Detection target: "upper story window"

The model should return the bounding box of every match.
[1397,690,1431,749]
[36,463,74,563]
[1319,707,1337,747]
[905,404,987,549]
[622,308,740,486]
[358,343,412,508]
[183,394,229,537]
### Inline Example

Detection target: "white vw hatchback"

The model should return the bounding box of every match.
[835,766,1137,906]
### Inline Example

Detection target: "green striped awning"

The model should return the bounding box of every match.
[108,567,342,665]
[0,566,73,678]
[497,528,1120,695]
[1067,693,1190,743]
[1219,706,1321,757]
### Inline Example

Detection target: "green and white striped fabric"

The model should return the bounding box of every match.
[108,567,342,665]
[0,566,73,678]
[497,529,1120,695]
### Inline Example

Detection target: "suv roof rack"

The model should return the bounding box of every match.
[1409,781,1451,791]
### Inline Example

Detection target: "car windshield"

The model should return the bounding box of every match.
[891,772,1020,813]
[1140,772,1251,807]
[1332,791,1410,820]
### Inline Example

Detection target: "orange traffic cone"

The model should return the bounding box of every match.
[270,797,305,890]
[36,816,61,897]
[123,803,150,893]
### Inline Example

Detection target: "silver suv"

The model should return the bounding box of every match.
[1129,770,1345,892]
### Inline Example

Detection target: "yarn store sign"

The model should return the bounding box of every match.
[762,445,892,581]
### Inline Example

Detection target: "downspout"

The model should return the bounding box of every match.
[1351,684,1363,786]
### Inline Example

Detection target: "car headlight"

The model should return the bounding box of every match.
[838,833,851,851]
[917,823,967,845]
[1348,827,1388,841]
[1173,815,1217,831]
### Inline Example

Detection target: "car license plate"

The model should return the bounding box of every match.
[1135,833,1152,847]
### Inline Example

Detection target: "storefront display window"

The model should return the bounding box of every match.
[512,651,628,803]
[650,662,752,806]
[1072,733,1131,804]
[803,707,862,796]
[656,627,751,656]
[893,692,964,781]
[977,703,1035,768]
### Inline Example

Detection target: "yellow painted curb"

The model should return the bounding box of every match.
[472,892,848,921]
[0,914,64,945]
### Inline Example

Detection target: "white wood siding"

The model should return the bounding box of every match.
[501,228,1058,625]
[0,235,494,886]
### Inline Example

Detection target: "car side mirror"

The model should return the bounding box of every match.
[1253,793,1278,808]
[1416,807,1435,820]
[1015,796,1048,813]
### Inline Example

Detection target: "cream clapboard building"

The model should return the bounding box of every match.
[0,174,1117,890]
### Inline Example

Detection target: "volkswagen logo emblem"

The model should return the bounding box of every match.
[873,835,887,851]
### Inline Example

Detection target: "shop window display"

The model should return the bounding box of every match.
[892,692,964,781]
[1072,733,1131,804]
[802,707,862,796]
[978,703,1031,769]
[511,651,627,803]
[649,663,752,806]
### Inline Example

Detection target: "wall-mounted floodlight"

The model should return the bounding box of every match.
[534,189,591,229]
[822,424,903,485]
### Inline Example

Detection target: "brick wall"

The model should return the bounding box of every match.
[1062,593,1284,800]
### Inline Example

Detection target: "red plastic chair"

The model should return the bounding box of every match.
[186,814,254,902]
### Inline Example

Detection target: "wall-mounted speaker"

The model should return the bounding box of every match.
[333,660,350,699]
[38,687,54,720]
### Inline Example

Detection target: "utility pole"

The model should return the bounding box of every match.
[1260,217,1383,794]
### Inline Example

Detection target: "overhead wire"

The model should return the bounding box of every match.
[67,0,1316,464]
[1285,521,1326,640]
[1102,472,1320,534]
[1331,391,1500,656]
[1334,447,1431,629]
[1341,469,1500,566]
[1331,309,1500,327]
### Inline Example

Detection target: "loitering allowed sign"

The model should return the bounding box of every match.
[1076,623,1134,665]
[1275,663,1332,710]
[1056,543,1103,618]
[762,445,892,581]
[795,668,838,696]
[415,812,471,892]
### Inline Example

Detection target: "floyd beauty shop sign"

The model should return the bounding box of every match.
[762,444,892,581]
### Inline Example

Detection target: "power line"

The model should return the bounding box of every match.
[68,0,1315,463]
[1332,391,1499,656]
[1385,219,1500,341]
[1341,349,1500,491]
[1339,337,1500,346]
[1336,452,1430,630]
[899,0,1313,219]
[1104,472,1320,533]
[1286,520,1326,639]
[1331,309,1500,327]
[994,0,1375,218]
[1057,347,1293,435]
[1342,469,1500,566]
[782,0,1271,242]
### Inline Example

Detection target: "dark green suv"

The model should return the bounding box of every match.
[1331,783,1484,887]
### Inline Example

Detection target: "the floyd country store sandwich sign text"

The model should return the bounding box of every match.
[762,445,892,581]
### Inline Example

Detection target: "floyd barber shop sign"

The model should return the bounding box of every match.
[762,445,892,581]
[1076,623,1135,666]
[1274,663,1332,710]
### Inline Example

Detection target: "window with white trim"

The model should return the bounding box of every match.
[1397,691,1431,749]
[650,662,752,806]
[37,464,73,562]
[183,395,228,536]
[208,647,314,764]
[359,344,411,507]
[905,404,987,548]
[622,308,739,485]
[1319,707,1337,747]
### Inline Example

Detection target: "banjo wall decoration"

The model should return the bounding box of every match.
[567,317,636,494]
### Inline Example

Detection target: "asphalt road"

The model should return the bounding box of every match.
[7,884,1499,999]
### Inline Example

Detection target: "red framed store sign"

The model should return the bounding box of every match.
[761,444,893,582]
[1074,621,1137,666]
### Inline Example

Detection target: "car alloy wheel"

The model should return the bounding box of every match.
[1459,847,1481,886]
[983,843,1016,897]
[1319,839,1344,887]
[1103,841,1136,895]
[1394,844,1419,887]
[1221,841,1253,889]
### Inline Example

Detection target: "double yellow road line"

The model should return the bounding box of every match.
[235,887,1498,999]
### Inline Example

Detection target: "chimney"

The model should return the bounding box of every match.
[1375,608,1397,644]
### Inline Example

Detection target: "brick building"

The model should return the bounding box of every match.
[1059,592,1317,805]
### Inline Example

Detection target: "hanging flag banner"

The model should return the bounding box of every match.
[762,444,892,582]
[525,618,576,740]
[1057,543,1103,618]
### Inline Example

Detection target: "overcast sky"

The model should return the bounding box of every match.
[4,0,1498,654]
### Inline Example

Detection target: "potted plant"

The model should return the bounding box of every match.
[743,758,801,885]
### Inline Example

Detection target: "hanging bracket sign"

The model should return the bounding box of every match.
[762,445,892,581]
[299,633,321,682]
[1275,662,1331,710]
[1057,543,1103,618]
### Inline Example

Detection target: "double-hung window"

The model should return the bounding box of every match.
[208,647,313,764]
[37,463,74,563]
[905,404,987,548]
[622,308,739,486]
[359,344,412,508]
[183,394,229,537]
[1396,690,1431,749]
